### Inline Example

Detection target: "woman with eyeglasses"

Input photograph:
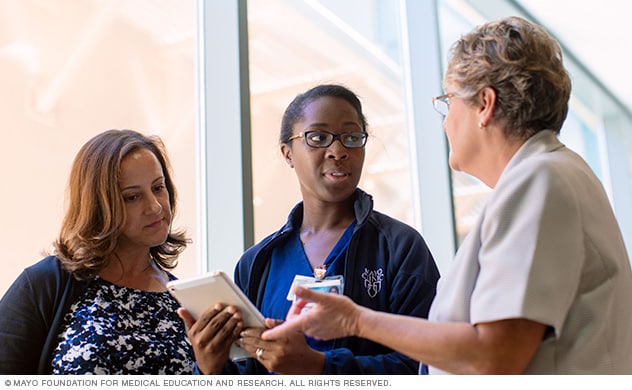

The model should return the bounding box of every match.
[179,84,440,374]
[262,17,632,374]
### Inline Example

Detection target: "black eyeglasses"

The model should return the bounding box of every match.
[288,130,368,149]
[432,93,456,116]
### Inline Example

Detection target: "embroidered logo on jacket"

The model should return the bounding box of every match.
[361,268,383,298]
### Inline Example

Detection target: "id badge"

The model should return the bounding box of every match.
[286,274,344,302]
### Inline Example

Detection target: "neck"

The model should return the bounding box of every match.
[99,250,168,292]
[297,194,356,269]
[301,204,354,234]
[113,249,153,275]
[472,128,526,188]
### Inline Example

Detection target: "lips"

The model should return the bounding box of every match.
[145,219,164,229]
[323,168,350,177]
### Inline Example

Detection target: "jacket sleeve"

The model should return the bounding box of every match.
[0,269,50,374]
[323,347,420,374]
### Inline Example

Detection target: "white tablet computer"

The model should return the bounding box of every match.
[166,271,265,361]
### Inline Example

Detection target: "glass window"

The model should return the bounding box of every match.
[437,0,632,261]
[247,0,415,241]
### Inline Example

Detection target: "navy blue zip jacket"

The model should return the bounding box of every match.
[224,189,440,374]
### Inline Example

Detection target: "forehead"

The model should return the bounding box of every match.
[301,96,360,121]
[119,148,163,183]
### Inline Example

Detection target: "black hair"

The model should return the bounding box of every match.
[279,84,368,144]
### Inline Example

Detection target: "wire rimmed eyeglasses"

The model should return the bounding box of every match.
[432,93,456,116]
[288,130,368,149]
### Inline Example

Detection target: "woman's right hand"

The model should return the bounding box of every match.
[177,303,243,374]
[262,286,362,341]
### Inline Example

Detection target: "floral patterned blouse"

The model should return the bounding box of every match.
[51,276,194,374]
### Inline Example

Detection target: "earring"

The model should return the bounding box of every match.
[478,122,486,129]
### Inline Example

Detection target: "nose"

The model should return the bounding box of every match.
[145,194,163,214]
[325,138,349,160]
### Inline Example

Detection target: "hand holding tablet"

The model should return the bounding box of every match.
[166,271,265,361]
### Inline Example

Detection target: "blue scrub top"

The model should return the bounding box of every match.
[261,221,356,351]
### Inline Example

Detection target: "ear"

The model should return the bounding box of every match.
[281,144,294,168]
[477,86,496,127]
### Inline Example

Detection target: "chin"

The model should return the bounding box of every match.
[326,188,356,203]
[150,232,170,247]
[448,157,461,172]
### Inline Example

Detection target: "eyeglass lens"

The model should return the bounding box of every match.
[305,131,366,148]
[433,98,449,116]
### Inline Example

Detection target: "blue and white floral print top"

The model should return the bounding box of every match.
[51,276,194,374]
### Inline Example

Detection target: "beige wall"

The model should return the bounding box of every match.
[0,1,199,296]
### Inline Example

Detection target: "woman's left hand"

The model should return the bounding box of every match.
[237,318,326,374]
